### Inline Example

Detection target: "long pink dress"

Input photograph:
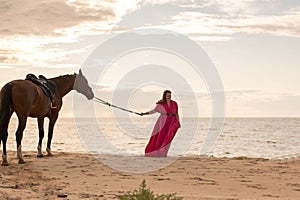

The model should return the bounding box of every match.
[145,100,180,157]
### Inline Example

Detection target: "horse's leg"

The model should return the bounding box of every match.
[1,111,13,166]
[1,130,9,166]
[16,116,27,164]
[46,114,58,156]
[37,117,45,157]
[0,83,13,166]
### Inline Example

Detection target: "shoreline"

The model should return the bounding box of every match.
[0,151,299,199]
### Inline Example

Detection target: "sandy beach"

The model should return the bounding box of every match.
[0,151,299,200]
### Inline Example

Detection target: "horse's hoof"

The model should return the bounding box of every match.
[46,148,53,157]
[37,154,44,158]
[18,159,25,164]
[2,161,8,166]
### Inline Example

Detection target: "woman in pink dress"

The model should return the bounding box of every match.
[141,90,181,157]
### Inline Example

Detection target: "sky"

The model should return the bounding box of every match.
[0,0,300,117]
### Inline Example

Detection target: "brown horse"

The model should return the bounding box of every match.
[0,70,94,165]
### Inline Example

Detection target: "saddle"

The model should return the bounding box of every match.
[25,74,56,103]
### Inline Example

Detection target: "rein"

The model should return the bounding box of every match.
[93,96,142,116]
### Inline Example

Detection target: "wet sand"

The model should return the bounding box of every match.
[0,151,299,199]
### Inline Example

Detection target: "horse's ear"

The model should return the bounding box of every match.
[79,69,83,75]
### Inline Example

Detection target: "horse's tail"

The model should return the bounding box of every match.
[0,83,13,145]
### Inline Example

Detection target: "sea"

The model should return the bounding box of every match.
[5,117,300,160]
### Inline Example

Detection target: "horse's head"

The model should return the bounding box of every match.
[74,69,94,100]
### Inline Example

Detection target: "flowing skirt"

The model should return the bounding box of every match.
[145,115,179,157]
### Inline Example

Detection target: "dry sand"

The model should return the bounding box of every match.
[0,151,299,200]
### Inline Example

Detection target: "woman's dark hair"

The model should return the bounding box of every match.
[156,90,171,104]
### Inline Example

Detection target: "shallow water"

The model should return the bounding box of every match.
[5,117,300,159]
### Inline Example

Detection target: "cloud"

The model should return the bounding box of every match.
[0,0,115,36]
[0,49,20,64]
[144,0,189,5]
[224,89,300,117]
[132,0,300,40]
[1,0,299,67]
[170,8,300,40]
[0,34,97,67]
[206,0,258,15]
[0,0,145,67]
[226,89,300,101]
[218,9,300,37]
[2,0,299,38]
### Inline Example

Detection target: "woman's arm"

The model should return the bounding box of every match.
[141,109,156,116]
[174,101,181,128]
[176,113,181,128]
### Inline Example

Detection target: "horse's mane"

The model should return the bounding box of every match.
[49,73,77,80]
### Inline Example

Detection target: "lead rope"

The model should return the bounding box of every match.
[93,96,142,116]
